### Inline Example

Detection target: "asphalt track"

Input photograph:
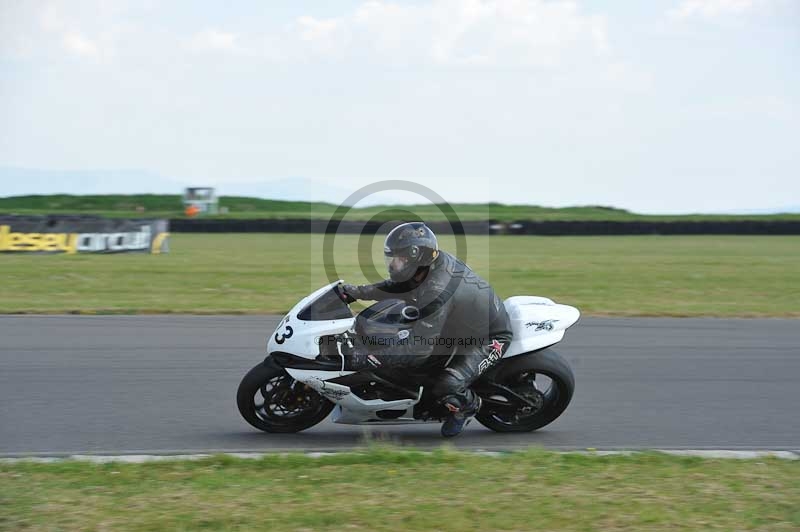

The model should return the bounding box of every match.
[1,315,798,456]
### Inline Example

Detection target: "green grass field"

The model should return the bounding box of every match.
[1,449,798,531]
[3,194,799,222]
[0,234,798,316]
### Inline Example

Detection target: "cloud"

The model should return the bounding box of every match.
[295,16,348,55]
[292,0,610,67]
[28,0,121,60]
[187,29,245,54]
[62,31,100,57]
[668,0,757,19]
[297,16,341,43]
[3,0,611,69]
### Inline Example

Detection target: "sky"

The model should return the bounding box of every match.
[1,0,798,213]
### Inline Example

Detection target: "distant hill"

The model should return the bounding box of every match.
[0,167,179,196]
[1,194,799,222]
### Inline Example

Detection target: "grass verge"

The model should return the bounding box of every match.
[1,448,798,531]
[0,234,798,316]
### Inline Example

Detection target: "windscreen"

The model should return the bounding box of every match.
[296,287,353,321]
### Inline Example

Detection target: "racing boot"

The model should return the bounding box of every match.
[440,393,482,438]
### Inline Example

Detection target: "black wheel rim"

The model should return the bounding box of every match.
[483,370,561,426]
[253,373,328,423]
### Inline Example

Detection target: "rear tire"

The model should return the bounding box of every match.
[237,358,334,433]
[476,348,574,433]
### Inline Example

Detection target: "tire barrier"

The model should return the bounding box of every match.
[167,218,800,235]
[512,220,800,235]
[168,219,492,235]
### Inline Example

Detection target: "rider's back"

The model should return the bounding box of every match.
[421,251,513,345]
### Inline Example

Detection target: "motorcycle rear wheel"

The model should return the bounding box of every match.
[237,358,334,433]
[476,348,574,433]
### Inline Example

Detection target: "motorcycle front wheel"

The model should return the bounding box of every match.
[237,358,334,433]
[475,348,574,433]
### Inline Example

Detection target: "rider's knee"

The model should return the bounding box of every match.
[432,367,466,399]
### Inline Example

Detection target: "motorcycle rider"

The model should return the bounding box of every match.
[340,222,513,437]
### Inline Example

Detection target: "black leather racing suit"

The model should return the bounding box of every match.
[346,251,513,412]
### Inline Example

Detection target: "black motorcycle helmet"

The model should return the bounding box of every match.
[383,222,439,282]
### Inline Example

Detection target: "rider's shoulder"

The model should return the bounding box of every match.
[435,251,491,290]
[433,251,464,272]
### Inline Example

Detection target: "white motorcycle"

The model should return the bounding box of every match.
[238,282,579,434]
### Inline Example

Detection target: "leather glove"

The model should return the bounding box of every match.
[345,346,382,371]
[338,283,360,303]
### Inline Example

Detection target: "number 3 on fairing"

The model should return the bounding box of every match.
[274,325,293,344]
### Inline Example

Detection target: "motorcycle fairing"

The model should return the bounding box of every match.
[502,296,580,357]
[267,282,355,360]
[285,367,425,424]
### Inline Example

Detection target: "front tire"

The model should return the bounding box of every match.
[476,348,574,433]
[237,358,334,433]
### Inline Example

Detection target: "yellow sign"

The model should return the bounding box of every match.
[0,225,169,254]
[0,225,78,253]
